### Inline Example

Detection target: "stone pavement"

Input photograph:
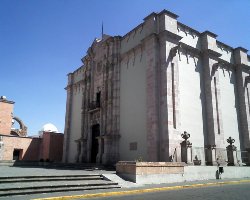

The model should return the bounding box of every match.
[0,165,114,177]
[1,166,250,200]
[0,166,117,200]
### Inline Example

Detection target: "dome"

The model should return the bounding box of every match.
[41,123,58,133]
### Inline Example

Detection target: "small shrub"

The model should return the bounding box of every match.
[135,156,143,162]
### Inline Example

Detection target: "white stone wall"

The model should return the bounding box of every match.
[243,71,250,142]
[216,43,234,63]
[219,67,241,149]
[72,67,84,84]
[121,25,146,55]
[119,51,147,161]
[67,77,83,163]
[177,24,201,50]
[178,52,205,147]
[64,10,250,165]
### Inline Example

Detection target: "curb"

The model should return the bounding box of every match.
[32,179,250,200]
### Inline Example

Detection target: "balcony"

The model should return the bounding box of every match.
[88,101,101,112]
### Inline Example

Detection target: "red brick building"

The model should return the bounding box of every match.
[0,96,63,162]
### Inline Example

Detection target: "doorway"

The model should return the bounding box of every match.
[13,149,22,160]
[91,124,100,163]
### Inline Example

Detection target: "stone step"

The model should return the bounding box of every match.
[0,175,103,183]
[0,174,101,179]
[0,179,110,189]
[0,183,120,197]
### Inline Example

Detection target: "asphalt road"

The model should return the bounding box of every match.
[80,182,250,200]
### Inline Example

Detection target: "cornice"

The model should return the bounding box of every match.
[65,79,85,90]
[158,9,179,19]
[217,41,233,51]
[202,49,222,58]
[0,99,15,104]
[159,30,183,42]
[217,58,234,68]
[143,12,157,21]
[201,30,218,38]
[120,43,143,60]
[179,42,201,56]
[101,134,121,139]
[140,32,158,44]
[122,22,144,40]
[177,22,200,35]
[234,47,248,53]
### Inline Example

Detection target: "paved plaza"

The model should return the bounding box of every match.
[0,166,250,200]
[0,165,114,177]
[0,165,117,200]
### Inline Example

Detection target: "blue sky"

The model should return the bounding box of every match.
[0,0,249,135]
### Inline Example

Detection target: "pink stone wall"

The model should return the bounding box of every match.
[1,132,63,162]
[0,101,14,135]
[47,132,64,162]
[40,132,64,162]
[2,136,41,161]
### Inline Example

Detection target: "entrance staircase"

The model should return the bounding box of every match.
[0,174,120,197]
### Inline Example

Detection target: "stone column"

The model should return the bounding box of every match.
[246,148,250,166]
[144,33,160,161]
[187,143,193,164]
[96,137,103,164]
[234,47,250,165]
[62,73,74,163]
[80,66,88,163]
[143,10,182,162]
[201,31,225,165]
[79,139,88,162]
[75,140,81,163]
[102,135,120,165]
[159,11,182,162]
[205,145,216,165]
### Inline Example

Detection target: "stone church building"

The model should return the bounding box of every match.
[63,10,250,166]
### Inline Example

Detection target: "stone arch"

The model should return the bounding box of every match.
[11,116,27,137]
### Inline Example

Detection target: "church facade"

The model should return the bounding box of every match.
[63,10,250,166]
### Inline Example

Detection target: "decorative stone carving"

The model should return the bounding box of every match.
[193,155,201,165]
[170,46,178,59]
[226,137,238,166]
[180,131,192,164]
